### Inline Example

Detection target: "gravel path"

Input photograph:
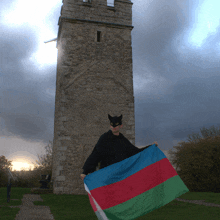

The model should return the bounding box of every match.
[174,198,220,208]
[9,194,55,220]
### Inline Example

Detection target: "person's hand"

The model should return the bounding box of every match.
[152,141,158,146]
[80,174,86,181]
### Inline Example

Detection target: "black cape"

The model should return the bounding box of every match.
[82,130,152,175]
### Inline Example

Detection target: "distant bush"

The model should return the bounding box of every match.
[168,125,220,193]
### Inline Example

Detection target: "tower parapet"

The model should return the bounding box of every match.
[60,0,133,26]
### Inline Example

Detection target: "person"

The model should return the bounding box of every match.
[80,114,158,181]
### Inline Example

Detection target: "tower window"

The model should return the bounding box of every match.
[107,0,114,7]
[97,31,101,42]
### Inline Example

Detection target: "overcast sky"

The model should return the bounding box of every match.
[1,0,220,171]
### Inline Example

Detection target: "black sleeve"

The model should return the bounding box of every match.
[82,135,104,175]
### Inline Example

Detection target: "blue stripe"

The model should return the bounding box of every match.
[84,144,167,191]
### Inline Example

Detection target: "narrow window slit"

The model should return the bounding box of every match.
[97,31,101,42]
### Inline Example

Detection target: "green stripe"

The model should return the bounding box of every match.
[104,175,189,220]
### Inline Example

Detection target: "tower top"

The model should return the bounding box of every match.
[60,0,133,27]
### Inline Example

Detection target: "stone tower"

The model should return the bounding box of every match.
[52,0,135,195]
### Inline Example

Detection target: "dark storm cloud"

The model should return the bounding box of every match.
[0,26,38,87]
[132,0,220,147]
[133,0,197,77]
[0,0,57,144]
[1,64,56,143]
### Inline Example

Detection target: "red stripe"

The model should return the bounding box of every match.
[88,192,98,212]
[91,158,178,210]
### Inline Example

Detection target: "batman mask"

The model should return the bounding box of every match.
[108,114,122,127]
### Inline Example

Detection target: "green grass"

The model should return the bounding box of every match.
[0,187,220,220]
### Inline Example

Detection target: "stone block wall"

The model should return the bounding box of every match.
[52,0,135,195]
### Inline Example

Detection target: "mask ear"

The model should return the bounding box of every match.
[108,114,112,121]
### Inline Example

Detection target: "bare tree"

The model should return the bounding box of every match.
[31,141,53,172]
[187,125,220,143]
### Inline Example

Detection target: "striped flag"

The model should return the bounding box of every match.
[84,144,189,220]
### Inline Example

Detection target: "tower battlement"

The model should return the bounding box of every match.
[60,0,133,27]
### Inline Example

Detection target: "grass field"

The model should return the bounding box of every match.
[0,187,220,220]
